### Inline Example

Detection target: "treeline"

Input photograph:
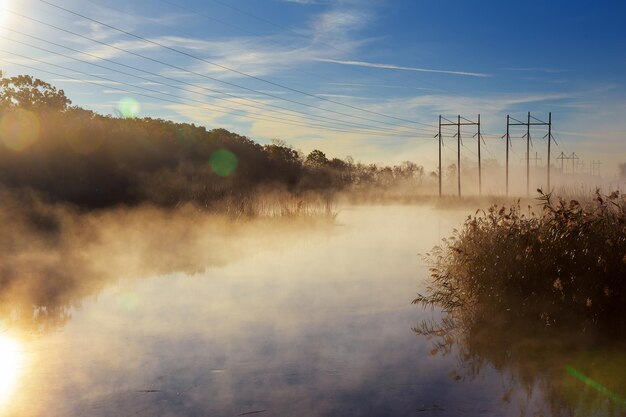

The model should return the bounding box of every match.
[0,75,430,209]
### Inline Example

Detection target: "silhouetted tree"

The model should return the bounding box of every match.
[0,74,71,111]
[0,74,433,208]
[263,140,302,186]
[306,149,329,167]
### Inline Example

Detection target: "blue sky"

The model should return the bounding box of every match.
[0,0,624,174]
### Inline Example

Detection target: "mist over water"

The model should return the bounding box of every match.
[0,203,603,417]
[438,161,622,197]
[0,2,622,414]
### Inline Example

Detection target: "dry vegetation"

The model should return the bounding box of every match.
[413,189,626,416]
[415,189,626,332]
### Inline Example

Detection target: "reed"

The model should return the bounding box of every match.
[414,189,626,334]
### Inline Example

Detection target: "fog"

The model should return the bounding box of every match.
[0,199,595,417]
[437,159,624,197]
[0,36,622,417]
[0,186,334,333]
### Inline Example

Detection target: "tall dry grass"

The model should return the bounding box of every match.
[414,189,626,333]
[413,189,626,416]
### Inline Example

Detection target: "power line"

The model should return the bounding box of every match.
[552,131,573,155]
[88,0,426,112]
[438,115,480,196]
[0,61,430,140]
[481,140,498,159]
[0,32,423,137]
[507,111,552,196]
[6,9,435,138]
[0,52,432,138]
[462,143,478,158]
[477,128,502,160]
[591,160,601,176]
[165,0,454,95]
[37,0,440,130]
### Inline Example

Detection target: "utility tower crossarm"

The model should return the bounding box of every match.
[438,115,480,197]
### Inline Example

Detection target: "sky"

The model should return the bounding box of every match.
[0,0,624,175]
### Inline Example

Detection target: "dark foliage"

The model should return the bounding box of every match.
[0,75,429,209]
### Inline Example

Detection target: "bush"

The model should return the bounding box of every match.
[414,189,626,334]
[413,190,626,416]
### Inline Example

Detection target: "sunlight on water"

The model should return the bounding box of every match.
[0,205,604,416]
[0,334,23,409]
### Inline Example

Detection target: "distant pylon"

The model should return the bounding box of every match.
[438,115,480,196]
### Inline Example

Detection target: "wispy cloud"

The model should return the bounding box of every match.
[315,58,491,77]
[501,67,562,74]
[71,1,194,41]
[52,78,120,85]
[73,33,366,80]
[376,92,571,119]
[313,10,368,34]
[326,82,441,91]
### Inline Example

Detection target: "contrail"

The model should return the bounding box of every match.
[316,58,491,77]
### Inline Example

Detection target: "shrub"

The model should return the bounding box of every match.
[414,189,626,334]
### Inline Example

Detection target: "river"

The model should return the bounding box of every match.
[0,204,620,416]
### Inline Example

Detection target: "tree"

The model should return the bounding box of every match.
[263,141,302,185]
[328,158,347,170]
[305,149,329,167]
[0,75,72,111]
[264,141,300,166]
[393,161,424,181]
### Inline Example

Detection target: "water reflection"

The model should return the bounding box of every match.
[3,204,598,417]
[415,297,626,416]
[0,197,337,416]
[2,205,474,417]
[0,191,334,333]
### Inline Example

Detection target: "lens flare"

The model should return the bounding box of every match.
[210,149,238,177]
[0,109,40,151]
[117,97,140,119]
[566,366,626,407]
[0,335,24,408]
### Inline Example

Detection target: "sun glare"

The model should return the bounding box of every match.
[0,1,7,25]
[0,334,23,408]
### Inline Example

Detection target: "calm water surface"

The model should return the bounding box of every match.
[0,205,618,416]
